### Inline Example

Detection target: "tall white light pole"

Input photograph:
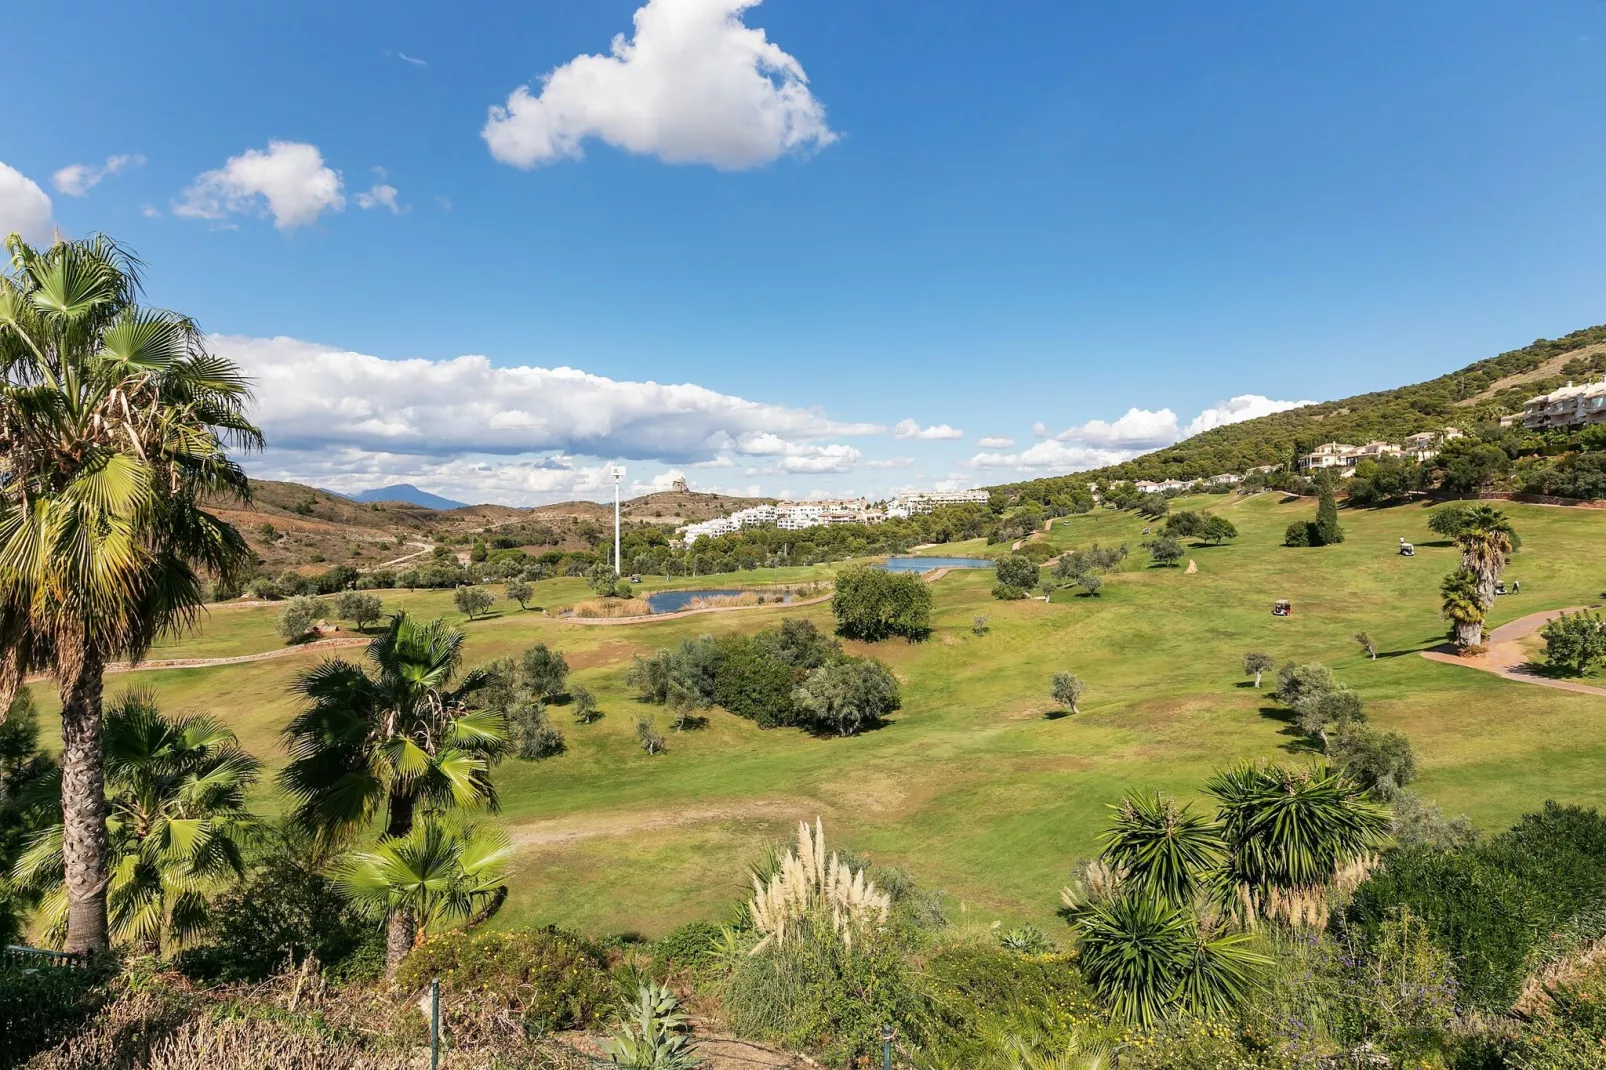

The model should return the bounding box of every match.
[611,465,626,575]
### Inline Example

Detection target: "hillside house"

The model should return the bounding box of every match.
[1403,428,1464,461]
[1521,380,1606,431]
[1207,473,1242,485]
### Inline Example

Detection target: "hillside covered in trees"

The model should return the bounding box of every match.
[991,325,1606,498]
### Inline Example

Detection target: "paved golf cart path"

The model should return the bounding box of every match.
[1420,606,1606,697]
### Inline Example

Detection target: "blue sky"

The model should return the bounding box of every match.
[3,0,1604,504]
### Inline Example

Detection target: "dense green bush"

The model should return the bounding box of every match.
[920,946,1101,1067]
[720,927,930,1066]
[1345,801,1606,1011]
[1509,960,1606,1069]
[831,566,932,642]
[995,554,1040,590]
[713,634,806,727]
[650,920,725,973]
[395,927,613,1039]
[176,859,380,983]
[1283,521,1312,547]
[991,582,1028,600]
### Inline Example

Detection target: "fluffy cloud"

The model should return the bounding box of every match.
[217,335,877,479]
[966,440,1136,473]
[977,435,1015,449]
[865,457,914,469]
[1183,393,1314,437]
[355,184,401,212]
[892,418,964,441]
[1056,407,1182,449]
[483,0,835,170]
[52,154,144,197]
[0,162,54,242]
[970,393,1313,474]
[175,142,344,229]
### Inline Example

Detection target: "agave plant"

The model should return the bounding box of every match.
[998,924,1055,955]
[602,981,702,1069]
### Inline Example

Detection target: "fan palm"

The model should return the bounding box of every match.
[337,820,510,949]
[1205,762,1388,926]
[12,691,259,955]
[1440,568,1485,649]
[279,612,509,972]
[0,234,260,952]
[1454,505,1515,610]
[1099,791,1223,906]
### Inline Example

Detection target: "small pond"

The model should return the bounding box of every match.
[880,556,995,572]
[646,588,793,614]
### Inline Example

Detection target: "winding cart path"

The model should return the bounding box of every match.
[1420,606,1606,698]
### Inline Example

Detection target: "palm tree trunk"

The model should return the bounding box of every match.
[1456,617,1484,649]
[384,790,416,977]
[57,636,110,954]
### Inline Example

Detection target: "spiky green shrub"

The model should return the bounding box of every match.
[602,982,700,1069]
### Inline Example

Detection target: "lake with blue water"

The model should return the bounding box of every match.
[646,589,768,614]
[880,556,994,572]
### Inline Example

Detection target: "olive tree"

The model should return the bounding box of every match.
[333,591,384,632]
[1242,652,1275,688]
[1141,535,1185,568]
[791,659,902,737]
[505,579,533,610]
[1051,672,1087,714]
[453,585,496,620]
[996,554,1041,591]
[276,597,326,644]
[1353,631,1377,660]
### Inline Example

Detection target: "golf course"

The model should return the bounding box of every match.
[44,491,1606,938]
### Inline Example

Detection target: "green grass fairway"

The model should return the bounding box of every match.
[36,494,1606,937]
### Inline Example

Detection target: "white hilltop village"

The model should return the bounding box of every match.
[678,488,990,545]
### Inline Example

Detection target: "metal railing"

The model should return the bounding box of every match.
[2,944,87,969]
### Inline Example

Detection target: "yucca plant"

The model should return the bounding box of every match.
[602,981,702,1069]
[1099,791,1222,906]
[12,691,260,955]
[0,233,261,952]
[1205,762,1388,926]
[1071,892,1268,1026]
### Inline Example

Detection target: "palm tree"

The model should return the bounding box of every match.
[12,691,259,955]
[1099,792,1222,906]
[337,821,510,951]
[1440,568,1485,649]
[280,612,508,973]
[1455,505,1515,613]
[1205,762,1388,927]
[0,234,260,952]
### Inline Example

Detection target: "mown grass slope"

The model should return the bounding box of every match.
[36,493,1606,937]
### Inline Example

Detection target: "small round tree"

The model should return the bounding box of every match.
[505,579,533,610]
[1141,536,1186,568]
[1052,672,1087,714]
[1242,652,1275,688]
[453,585,496,620]
[333,591,384,632]
[276,596,326,644]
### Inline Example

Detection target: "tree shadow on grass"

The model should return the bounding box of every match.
[1257,705,1322,754]
[1043,709,1072,720]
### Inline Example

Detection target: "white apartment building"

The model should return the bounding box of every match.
[1207,473,1242,486]
[1134,479,1189,494]
[1402,427,1463,461]
[883,489,991,519]
[1522,381,1606,431]
[1298,439,1409,475]
[681,499,874,544]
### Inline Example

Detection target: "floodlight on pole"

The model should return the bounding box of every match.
[611,465,626,575]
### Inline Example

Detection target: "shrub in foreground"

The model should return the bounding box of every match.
[395,928,613,1041]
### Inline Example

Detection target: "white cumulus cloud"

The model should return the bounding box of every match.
[971,392,1313,474]
[977,435,1015,449]
[0,162,54,242]
[1183,394,1313,436]
[892,418,964,441]
[52,154,145,197]
[483,0,835,170]
[355,184,401,212]
[865,457,914,469]
[175,142,345,230]
[217,335,877,483]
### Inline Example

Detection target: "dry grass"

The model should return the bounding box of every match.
[569,597,653,619]
[685,592,764,611]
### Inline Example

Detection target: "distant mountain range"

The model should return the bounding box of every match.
[331,484,470,510]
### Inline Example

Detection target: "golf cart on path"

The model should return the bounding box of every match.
[1273,600,1292,617]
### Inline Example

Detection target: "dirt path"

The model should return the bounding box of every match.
[26,636,370,682]
[510,798,817,848]
[375,540,435,569]
[1419,605,1606,698]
